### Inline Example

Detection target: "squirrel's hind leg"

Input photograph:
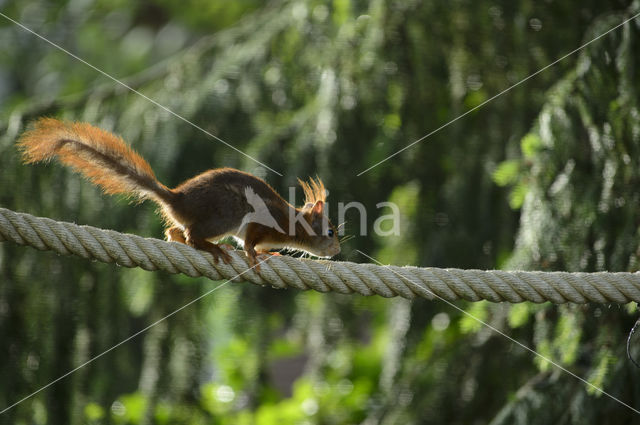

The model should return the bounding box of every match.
[183,226,232,264]
[165,226,187,243]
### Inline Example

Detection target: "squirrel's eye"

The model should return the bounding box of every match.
[327,229,334,237]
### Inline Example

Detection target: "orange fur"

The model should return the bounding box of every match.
[17,118,172,203]
[298,176,327,205]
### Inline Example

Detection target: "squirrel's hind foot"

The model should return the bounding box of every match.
[185,236,232,264]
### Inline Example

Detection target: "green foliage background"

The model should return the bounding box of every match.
[1,0,640,424]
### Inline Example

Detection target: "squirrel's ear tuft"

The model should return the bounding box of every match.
[298,176,327,205]
[312,200,324,216]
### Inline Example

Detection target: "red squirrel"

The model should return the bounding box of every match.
[17,118,340,267]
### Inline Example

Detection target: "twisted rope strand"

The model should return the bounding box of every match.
[1,207,640,303]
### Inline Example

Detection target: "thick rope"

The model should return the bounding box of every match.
[1,207,639,303]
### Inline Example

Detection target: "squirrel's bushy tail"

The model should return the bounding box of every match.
[18,118,174,204]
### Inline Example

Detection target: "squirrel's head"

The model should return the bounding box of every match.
[298,199,340,257]
[296,178,340,258]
